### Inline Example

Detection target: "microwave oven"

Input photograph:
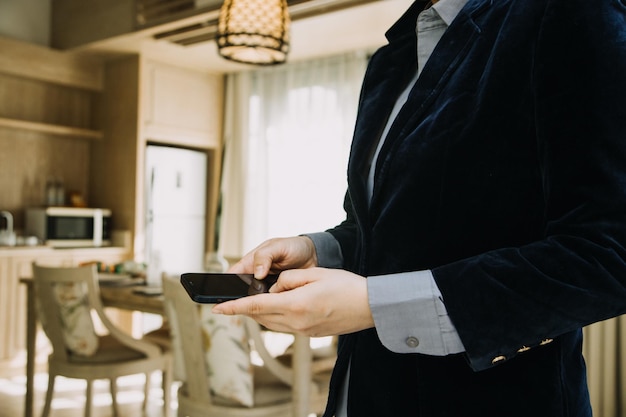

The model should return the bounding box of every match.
[26,207,112,248]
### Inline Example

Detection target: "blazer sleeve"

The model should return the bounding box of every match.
[433,0,626,371]
[326,190,359,272]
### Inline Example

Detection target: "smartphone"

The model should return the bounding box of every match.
[180,272,279,304]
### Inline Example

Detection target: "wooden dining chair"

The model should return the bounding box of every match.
[32,263,173,417]
[161,273,333,417]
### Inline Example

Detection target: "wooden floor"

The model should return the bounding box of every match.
[0,368,178,417]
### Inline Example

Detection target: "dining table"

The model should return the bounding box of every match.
[20,276,313,417]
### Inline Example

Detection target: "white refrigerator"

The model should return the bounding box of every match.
[145,145,207,277]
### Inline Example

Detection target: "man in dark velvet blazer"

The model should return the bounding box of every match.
[213,0,626,415]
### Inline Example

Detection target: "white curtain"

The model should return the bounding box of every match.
[220,52,369,258]
[583,317,626,417]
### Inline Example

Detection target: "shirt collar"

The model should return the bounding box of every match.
[431,0,469,26]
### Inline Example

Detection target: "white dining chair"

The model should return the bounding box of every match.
[32,263,173,417]
[161,273,334,417]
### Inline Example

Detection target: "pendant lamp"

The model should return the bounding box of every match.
[217,0,291,65]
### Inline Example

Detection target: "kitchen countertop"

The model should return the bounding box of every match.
[0,245,129,256]
[0,244,50,250]
[0,245,53,253]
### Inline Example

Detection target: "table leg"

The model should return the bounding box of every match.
[23,280,36,417]
[292,334,312,417]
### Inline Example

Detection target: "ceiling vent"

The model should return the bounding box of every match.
[141,0,381,46]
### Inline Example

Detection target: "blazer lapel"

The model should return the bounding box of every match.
[347,1,428,213]
[409,0,494,112]
[370,0,493,207]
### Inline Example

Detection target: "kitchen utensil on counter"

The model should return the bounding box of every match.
[16,235,40,246]
[0,211,16,246]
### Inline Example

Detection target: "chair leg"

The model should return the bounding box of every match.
[162,368,172,417]
[143,373,150,411]
[176,385,186,417]
[85,380,93,417]
[110,378,119,417]
[41,372,55,417]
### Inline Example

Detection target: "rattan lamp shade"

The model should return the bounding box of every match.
[217,0,291,65]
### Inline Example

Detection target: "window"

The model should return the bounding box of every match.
[221,52,368,257]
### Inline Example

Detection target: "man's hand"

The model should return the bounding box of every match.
[229,235,318,278]
[212,267,374,337]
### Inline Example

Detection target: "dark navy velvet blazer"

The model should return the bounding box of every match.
[324,0,626,415]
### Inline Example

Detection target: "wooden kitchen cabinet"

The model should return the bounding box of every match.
[0,256,11,361]
[0,38,104,141]
[90,55,225,260]
[143,60,223,149]
[0,37,105,220]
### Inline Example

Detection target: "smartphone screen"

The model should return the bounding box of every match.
[180,273,279,304]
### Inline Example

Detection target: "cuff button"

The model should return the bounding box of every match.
[405,336,420,348]
[491,355,506,364]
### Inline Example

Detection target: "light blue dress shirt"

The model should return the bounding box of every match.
[307,0,469,414]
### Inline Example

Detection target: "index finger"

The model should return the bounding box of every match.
[228,244,275,278]
[227,257,252,274]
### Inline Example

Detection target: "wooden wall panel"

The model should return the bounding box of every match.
[0,73,96,128]
[0,128,90,229]
[0,37,103,91]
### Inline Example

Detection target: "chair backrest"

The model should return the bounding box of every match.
[162,273,213,403]
[162,273,339,417]
[162,273,296,409]
[33,263,161,361]
[32,263,101,361]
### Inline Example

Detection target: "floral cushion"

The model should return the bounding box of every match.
[199,306,254,407]
[52,282,99,356]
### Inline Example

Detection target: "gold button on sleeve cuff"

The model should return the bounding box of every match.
[491,355,506,364]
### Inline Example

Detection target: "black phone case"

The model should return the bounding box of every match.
[180,273,279,303]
